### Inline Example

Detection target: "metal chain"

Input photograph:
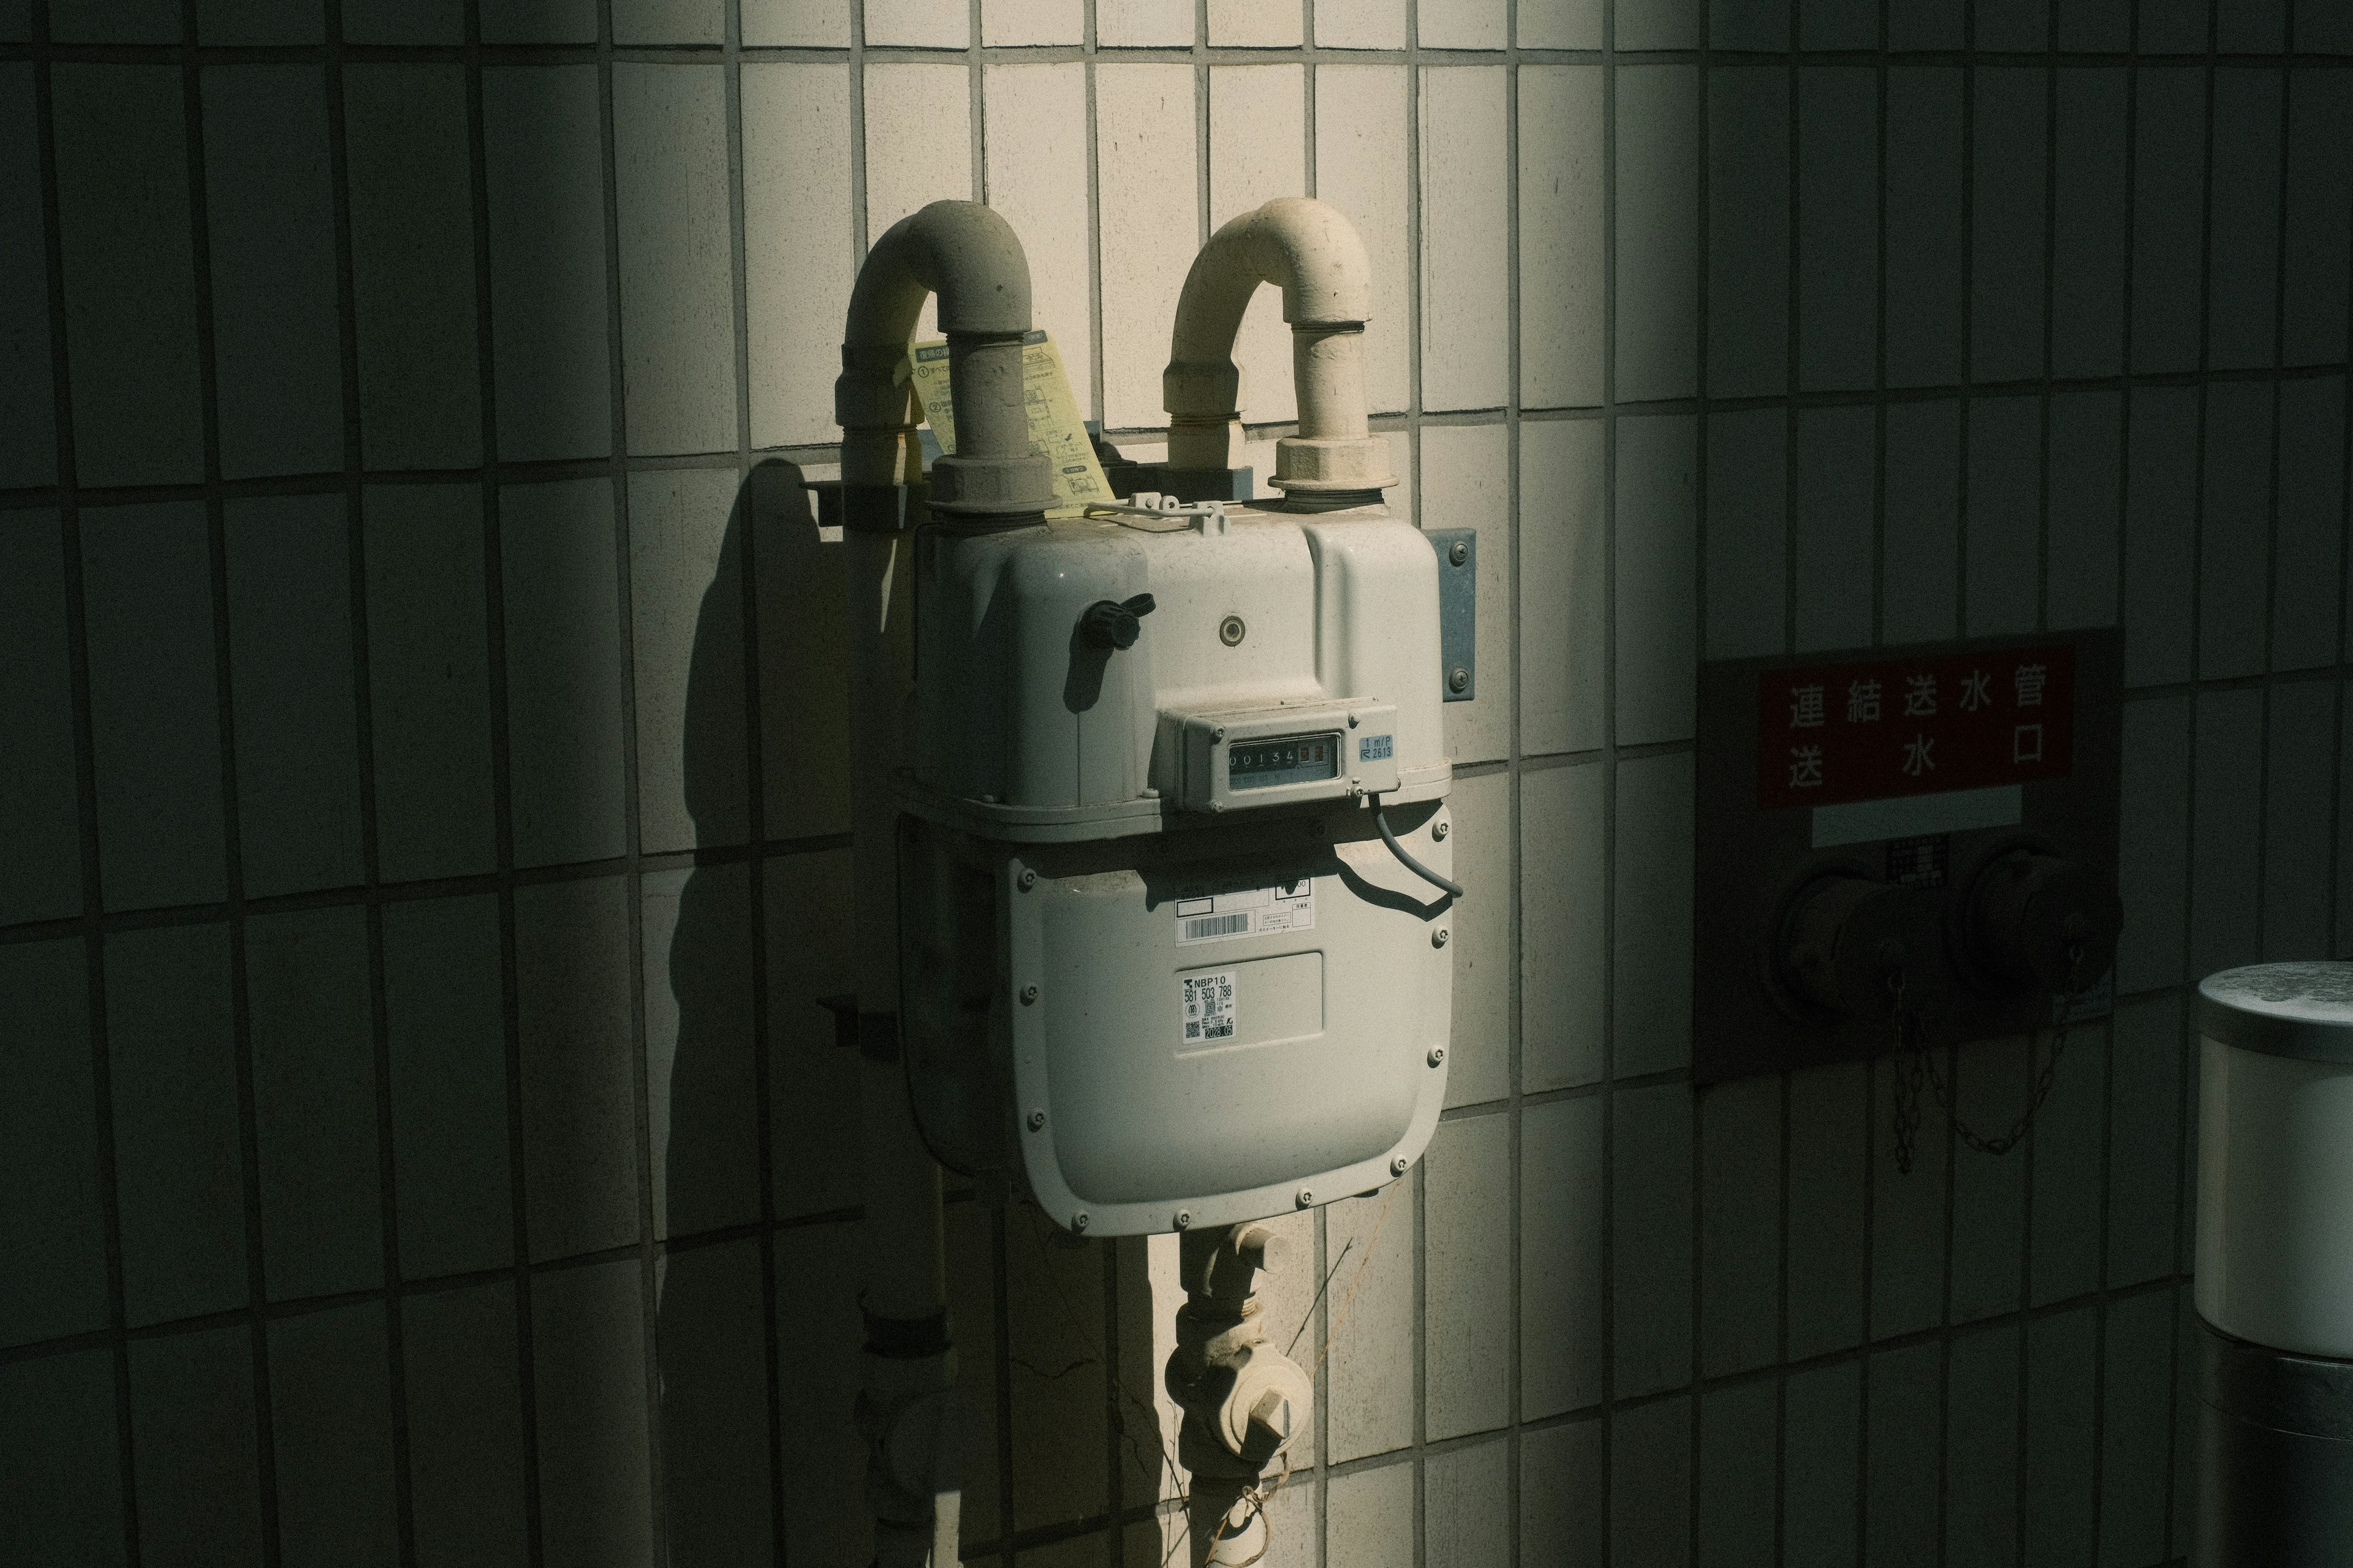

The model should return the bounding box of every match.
[1889,946,2085,1175]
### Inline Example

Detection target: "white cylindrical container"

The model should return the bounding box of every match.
[2194,961,2353,1359]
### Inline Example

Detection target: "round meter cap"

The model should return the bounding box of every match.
[2197,961,2353,1064]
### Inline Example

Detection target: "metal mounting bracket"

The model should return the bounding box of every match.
[1426,529,1476,702]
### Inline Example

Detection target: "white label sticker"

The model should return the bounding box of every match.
[1173,879,1316,945]
[1181,969,1238,1045]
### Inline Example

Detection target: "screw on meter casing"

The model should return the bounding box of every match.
[1229,733,1342,791]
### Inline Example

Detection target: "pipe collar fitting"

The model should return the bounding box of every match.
[1271,434,1395,493]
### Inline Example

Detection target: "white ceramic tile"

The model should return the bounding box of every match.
[1327,1458,1414,1568]
[654,1237,777,1562]
[614,0,723,42]
[743,0,851,44]
[615,64,735,457]
[1518,67,1606,412]
[642,863,761,1238]
[1865,1341,1943,1564]
[107,923,244,1327]
[2022,1305,2097,1565]
[269,1302,400,1568]
[402,1281,529,1564]
[481,0,597,40]
[1444,769,1511,1108]
[1615,65,1700,404]
[1702,408,1787,658]
[499,479,630,869]
[1797,66,1877,393]
[1965,395,2040,637]
[1612,1081,1694,1398]
[1615,415,1697,744]
[202,66,342,479]
[1097,0,1192,46]
[2104,994,2183,1287]
[1521,1418,1607,1568]
[1610,1395,1692,1565]
[1208,0,1300,45]
[1697,1074,1780,1377]
[1882,67,1965,390]
[0,941,105,1349]
[1521,1094,1605,1418]
[0,67,56,488]
[2096,1289,2176,1568]
[865,64,972,314]
[1210,64,1306,428]
[2129,67,2206,375]
[1711,0,1790,50]
[344,0,464,42]
[0,513,79,925]
[1971,67,2047,386]
[127,1325,263,1564]
[1520,762,1606,1091]
[2196,381,2273,680]
[1781,1361,1861,1564]
[2121,386,2197,687]
[362,485,496,883]
[1792,406,1874,653]
[47,0,178,39]
[2114,695,2190,992]
[1697,1381,1777,1567]
[80,503,226,912]
[1613,754,1694,1077]
[384,896,512,1279]
[1422,66,1511,412]
[985,64,1094,418]
[864,0,964,44]
[1868,1049,1947,1340]
[1426,1112,1512,1438]
[2262,680,2337,959]
[1314,63,1412,415]
[765,850,860,1224]
[743,64,854,452]
[1946,1034,2029,1324]
[1423,422,1512,765]
[1004,1210,1108,1528]
[1707,67,1789,400]
[2025,1019,2105,1307]
[1784,1060,1866,1360]
[1803,0,1876,47]
[1881,400,1959,643]
[225,494,365,897]
[344,66,482,471]
[246,906,383,1301]
[1316,0,1404,47]
[1427,1436,1511,1567]
[1519,419,1606,754]
[2045,390,2122,632]
[1325,1177,1416,1463]
[51,66,203,486]
[2283,74,2353,368]
[0,1347,123,1562]
[626,467,746,855]
[1097,63,1197,428]
[532,1258,656,1564]
[2273,377,2346,670]
[483,66,613,461]
[2208,69,2283,371]
[2190,686,2265,975]
[1422,0,1506,48]
[1514,0,1600,45]
[981,0,1080,42]
[1620,0,1701,47]
[2053,68,2129,381]
[515,877,642,1262]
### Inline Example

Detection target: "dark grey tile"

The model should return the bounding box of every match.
[2113,695,2191,992]
[1613,1083,1696,1399]
[1521,766,1606,1095]
[1786,1060,1867,1359]
[0,512,81,924]
[482,0,599,42]
[1707,67,1790,401]
[1946,1322,2021,1568]
[225,494,365,897]
[1697,1380,1776,1568]
[127,1324,264,1568]
[1882,400,1961,643]
[1870,1051,1949,1340]
[1783,1360,1861,1564]
[1710,0,1788,50]
[2121,387,2197,688]
[1977,0,2048,49]
[1614,754,1696,1075]
[197,0,321,42]
[2129,68,2207,375]
[1971,68,2048,385]
[80,503,225,913]
[2045,390,2122,632]
[644,863,761,1241]
[344,0,464,41]
[48,0,179,44]
[269,1301,399,1568]
[246,906,382,1301]
[2105,994,2184,1288]
[515,877,642,1262]
[403,1280,530,1567]
[2272,377,2347,671]
[384,894,512,1279]
[2281,74,2353,369]
[344,65,483,470]
[2096,1288,2177,1567]
[1615,66,1701,404]
[50,65,203,486]
[1947,1034,2029,1324]
[0,66,56,487]
[1005,1197,1112,1528]
[763,849,863,1222]
[0,941,107,1348]
[656,1238,776,1565]
[1521,1418,1607,1568]
[2206,69,2283,371]
[1966,395,2042,638]
[1698,1073,1780,1378]
[500,479,629,870]
[532,1257,655,1564]
[1801,0,1874,48]
[0,1347,124,1566]
[2298,5,2353,50]
[2136,0,2208,52]
[1523,1094,1607,1418]
[1797,67,1878,393]
[2027,1019,2107,1306]
[107,924,246,1327]
[482,66,611,460]
[2219,0,2286,50]
[1890,0,1965,50]
[1614,415,1699,747]
[1703,409,1788,659]
[1886,67,1965,389]
[2190,687,2265,977]
[2056,0,2129,50]
[199,65,341,479]
[2264,681,2340,960]
[2052,68,2129,381]
[2024,1305,2097,1568]
[1611,1395,1692,1568]
[625,466,749,856]
[1866,1339,1943,1568]
[362,485,498,883]
[1793,406,1876,653]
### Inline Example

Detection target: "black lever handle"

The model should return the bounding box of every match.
[1079,593,1158,650]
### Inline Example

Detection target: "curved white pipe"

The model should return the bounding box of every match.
[1162,197,1395,496]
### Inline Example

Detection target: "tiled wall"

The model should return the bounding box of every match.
[2,1,2350,1564]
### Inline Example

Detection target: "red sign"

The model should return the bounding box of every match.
[1756,643,2075,809]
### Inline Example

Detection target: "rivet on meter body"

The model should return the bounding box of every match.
[1173,1209,1192,1230]
[1295,1188,1314,1208]
[1219,615,1247,646]
[1347,712,1360,728]
[1020,983,1039,1005]
[1448,540,1469,566]
[1026,1108,1047,1131]
[1072,1211,1090,1233]
[1432,927,1449,947]
[1433,820,1450,840]
[1390,1157,1409,1176]
[1017,869,1037,891]
[1427,1046,1446,1067]
[1448,667,1470,694]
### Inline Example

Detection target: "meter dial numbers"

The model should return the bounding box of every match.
[1228,734,1341,791]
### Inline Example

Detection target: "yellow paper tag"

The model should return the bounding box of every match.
[904,330,1112,518]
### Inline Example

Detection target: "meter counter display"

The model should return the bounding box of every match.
[1228,734,1341,790]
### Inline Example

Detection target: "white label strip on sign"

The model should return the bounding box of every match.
[1173,879,1316,945]
[1180,970,1238,1045]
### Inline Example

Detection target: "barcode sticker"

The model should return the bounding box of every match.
[1181,970,1238,1045]
[1172,879,1315,945]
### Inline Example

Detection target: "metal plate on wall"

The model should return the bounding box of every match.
[1692,629,2123,1086]
[1426,529,1475,702]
